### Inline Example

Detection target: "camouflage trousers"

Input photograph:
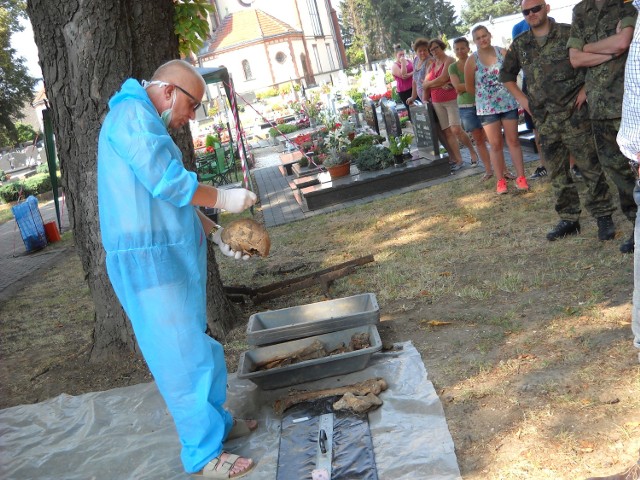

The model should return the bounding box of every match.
[539,116,615,222]
[591,119,637,222]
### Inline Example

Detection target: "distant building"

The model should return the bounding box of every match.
[30,86,47,133]
[199,0,347,95]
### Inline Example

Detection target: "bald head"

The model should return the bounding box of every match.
[151,59,205,91]
[146,59,205,130]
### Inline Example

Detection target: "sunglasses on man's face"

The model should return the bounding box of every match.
[522,4,545,16]
[173,84,202,112]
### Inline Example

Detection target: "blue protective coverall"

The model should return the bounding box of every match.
[97,79,233,473]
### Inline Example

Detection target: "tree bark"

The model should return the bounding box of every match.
[27,0,237,360]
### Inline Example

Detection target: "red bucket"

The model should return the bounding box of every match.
[44,221,61,243]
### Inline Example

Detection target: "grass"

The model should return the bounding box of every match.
[0,203,13,225]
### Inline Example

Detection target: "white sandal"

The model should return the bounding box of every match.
[194,452,255,478]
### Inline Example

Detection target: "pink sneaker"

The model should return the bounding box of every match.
[496,178,508,194]
[515,176,530,191]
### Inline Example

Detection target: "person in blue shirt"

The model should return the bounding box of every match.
[98,59,257,478]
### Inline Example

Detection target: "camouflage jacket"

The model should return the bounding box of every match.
[567,0,637,119]
[501,20,586,132]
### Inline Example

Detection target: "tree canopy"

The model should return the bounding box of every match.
[460,0,520,27]
[174,0,215,57]
[0,0,37,147]
[339,0,462,64]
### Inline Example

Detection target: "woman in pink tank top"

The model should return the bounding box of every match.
[391,44,414,113]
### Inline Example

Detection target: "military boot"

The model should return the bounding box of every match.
[620,231,635,254]
[547,220,580,241]
[596,215,616,241]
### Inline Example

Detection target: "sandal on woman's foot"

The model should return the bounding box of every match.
[470,158,479,167]
[503,171,516,180]
[226,419,258,441]
[482,172,493,181]
[194,452,255,478]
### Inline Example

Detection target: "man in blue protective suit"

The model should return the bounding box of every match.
[98,60,257,478]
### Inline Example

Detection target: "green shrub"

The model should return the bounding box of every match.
[0,173,61,202]
[346,88,366,112]
[346,145,370,159]
[348,134,384,150]
[391,85,401,104]
[36,160,60,174]
[0,182,23,202]
[0,169,6,181]
[354,145,392,171]
[268,123,299,137]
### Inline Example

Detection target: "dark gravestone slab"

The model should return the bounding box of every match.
[302,156,451,210]
[409,101,440,156]
[363,99,379,135]
[380,100,401,141]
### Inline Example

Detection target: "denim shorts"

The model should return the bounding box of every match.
[478,108,519,126]
[459,106,483,132]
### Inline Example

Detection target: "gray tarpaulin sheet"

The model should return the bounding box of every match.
[0,341,461,479]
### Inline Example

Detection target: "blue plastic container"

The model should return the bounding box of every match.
[11,196,48,252]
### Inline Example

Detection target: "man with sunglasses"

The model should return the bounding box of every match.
[98,59,258,478]
[501,1,616,244]
[568,0,637,253]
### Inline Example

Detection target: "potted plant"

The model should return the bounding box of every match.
[387,133,414,165]
[324,148,352,179]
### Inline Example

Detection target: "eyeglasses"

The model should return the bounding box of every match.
[522,4,545,16]
[173,84,202,111]
[429,45,441,54]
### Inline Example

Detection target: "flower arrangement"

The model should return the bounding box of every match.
[300,92,323,122]
[292,132,313,146]
[324,147,352,167]
[387,133,414,156]
[369,90,393,104]
[326,124,352,151]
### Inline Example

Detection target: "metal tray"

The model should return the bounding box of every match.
[237,325,382,390]
[246,293,379,346]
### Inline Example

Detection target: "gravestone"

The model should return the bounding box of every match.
[409,101,440,156]
[380,99,401,141]
[348,99,361,128]
[363,99,379,135]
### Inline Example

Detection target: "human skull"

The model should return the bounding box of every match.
[220,218,271,257]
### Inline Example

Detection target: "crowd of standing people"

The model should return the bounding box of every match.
[399,1,640,477]
[400,0,637,254]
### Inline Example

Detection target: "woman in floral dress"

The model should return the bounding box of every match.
[464,25,529,194]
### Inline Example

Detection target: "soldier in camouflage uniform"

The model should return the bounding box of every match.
[568,0,638,252]
[500,0,616,242]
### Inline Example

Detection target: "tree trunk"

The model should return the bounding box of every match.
[27,0,237,360]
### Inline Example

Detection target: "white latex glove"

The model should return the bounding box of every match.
[210,227,250,261]
[214,188,257,213]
